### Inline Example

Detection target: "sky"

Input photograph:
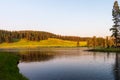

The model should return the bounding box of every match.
[0,0,116,37]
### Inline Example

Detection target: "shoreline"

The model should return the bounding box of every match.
[0,52,28,80]
[0,47,88,53]
[0,46,87,50]
[87,48,120,52]
[1,47,120,53]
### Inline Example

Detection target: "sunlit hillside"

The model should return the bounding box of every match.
[0,38,87,49]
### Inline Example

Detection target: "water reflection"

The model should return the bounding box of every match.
[19,51,55,62]
[114,53,120,80]
[18,48,119,80]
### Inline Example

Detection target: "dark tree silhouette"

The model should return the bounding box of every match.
[0,30,88,43]
[110,1,120,47]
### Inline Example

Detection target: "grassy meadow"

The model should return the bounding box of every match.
[0,38,87,49]
[0,52,28,80]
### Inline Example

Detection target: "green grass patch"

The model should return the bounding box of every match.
[0,52,28,80]
[88,48,120,52]
[0,38,87,49]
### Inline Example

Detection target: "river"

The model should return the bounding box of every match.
[17,48,119,80]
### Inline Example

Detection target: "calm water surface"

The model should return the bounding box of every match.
[17,48,120,80]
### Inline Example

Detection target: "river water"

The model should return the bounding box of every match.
[17,48,120,80]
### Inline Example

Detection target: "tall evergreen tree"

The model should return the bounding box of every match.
[110,1,120,47]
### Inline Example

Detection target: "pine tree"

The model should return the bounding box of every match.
[110,1,120,47]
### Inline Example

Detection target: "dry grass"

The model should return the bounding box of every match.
[0,38,87,49]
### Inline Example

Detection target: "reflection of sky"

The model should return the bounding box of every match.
[0,0,114,37]
[18,49,116,80]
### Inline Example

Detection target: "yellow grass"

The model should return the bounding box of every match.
[0,38,87,49]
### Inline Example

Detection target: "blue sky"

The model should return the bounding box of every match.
[0,0,115,37]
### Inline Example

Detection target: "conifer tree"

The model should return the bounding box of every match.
[110,1,120,47]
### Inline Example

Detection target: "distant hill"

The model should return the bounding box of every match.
[0,30,108,48]
[0,30,90,43]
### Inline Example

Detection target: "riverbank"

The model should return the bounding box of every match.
[0,52,28,80]
[88,48,120,52]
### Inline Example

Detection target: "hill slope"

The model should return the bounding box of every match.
[0,38,87,49]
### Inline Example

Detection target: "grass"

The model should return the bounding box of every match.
[0,38,87,49]
[0,52,28,80]
[88,47,120,52]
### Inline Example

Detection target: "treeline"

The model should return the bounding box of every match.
[0,30,88,43]
[53,36,114,47]
[0,30,115,47]
[87,36,114,48]
[55,35,90,41]
[0,30,54,43]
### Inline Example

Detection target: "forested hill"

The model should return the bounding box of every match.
[0,30,89,43]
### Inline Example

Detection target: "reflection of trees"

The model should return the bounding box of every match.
[92,52,110,61]
[107,52,110,59]
[19,51,55,62]
[114,53,120,80]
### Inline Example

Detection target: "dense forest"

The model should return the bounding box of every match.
[0,30,54,43]
[0,30,114,47]
[0,30,89,43]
